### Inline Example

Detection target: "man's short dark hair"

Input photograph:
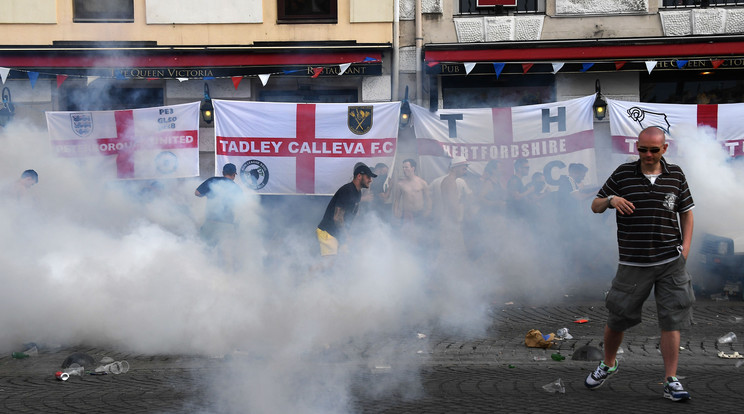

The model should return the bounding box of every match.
[568,163,588,175]
[403,158,417,169]
[514,158,528,171]
[21,169,38,183]
[222,163,237,175]
[374,163,388,171]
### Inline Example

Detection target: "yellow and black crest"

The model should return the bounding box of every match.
[348,106,373,135]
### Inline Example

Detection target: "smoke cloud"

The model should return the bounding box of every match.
[0,112,738,413]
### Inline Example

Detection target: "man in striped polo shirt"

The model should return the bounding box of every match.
[584,126,695,402]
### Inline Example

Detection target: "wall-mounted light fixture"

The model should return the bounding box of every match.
[0,87,16,127]
[399,86,411,129]
[593,79,607,121]
[200,83,213,124]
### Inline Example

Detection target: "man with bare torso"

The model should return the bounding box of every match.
[393,159,431,223]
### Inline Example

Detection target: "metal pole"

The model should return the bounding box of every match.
[415,0,423,106]
[392,0,400,101]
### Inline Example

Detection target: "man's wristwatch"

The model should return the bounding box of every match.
[607,195,615,207]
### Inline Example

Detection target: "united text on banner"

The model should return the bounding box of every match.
[46,102,200,180]
[213,100,400,195]
[411,95,597,187]
[608,99,744,158]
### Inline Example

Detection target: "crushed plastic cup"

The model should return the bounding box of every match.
[542,378,565,393]
[718,332,737,344]
[94,360,130,374]
[556,328,573,340]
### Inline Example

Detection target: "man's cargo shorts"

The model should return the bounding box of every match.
[605,255,695,332]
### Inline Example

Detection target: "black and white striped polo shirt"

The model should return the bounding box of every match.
[598,157,695,266]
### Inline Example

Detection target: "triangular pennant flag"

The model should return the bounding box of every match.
[177,77,189,82]
[115,71,126,80]
[338,63,351,75]
[258,74,271,86]
[676,60,689,69]
[0,67,9,84]
[56,74,68,88]
[645,61,657,74]
[712,59,724,69]
[580,63,594,72]
[464,62,476,75]
[27,71,39,88]
[522,63,533,74]
[283,69,302,75]
[615,61,626,70]
[363,57,377,62]
[231,76,243,90]
[146,78,159,81]
[427,61,439,68]
[311,67,324,78]
[493,63,505,79]
[551,62,564,74]
[87,76,99,86]
[203,76,215,80]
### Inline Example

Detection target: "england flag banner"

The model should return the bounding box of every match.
[213,100,400,195]
[411,95,597,187]
[609,99,744,159]
[46,102,200,180]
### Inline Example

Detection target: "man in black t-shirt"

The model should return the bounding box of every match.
[316,163,376,257]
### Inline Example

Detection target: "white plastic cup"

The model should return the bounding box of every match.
[718,332,737,344]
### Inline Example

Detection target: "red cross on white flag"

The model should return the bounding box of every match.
[411,95,597,185]
[46,102,200,179]
[213,100,400,195]
[609,99,744,159]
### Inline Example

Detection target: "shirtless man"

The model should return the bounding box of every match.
[392,159,431,223]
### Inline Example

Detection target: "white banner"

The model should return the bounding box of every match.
[411,95,598,187]
[46,102,200,180]
[213,100,400,195]
[609,99,744,158]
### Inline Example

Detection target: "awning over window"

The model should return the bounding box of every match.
[424,35,744,74]
[0,45,387,79]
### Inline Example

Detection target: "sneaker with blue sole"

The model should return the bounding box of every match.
[664,376,691,402]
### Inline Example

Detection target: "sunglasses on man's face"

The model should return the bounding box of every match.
[637,147,662,154]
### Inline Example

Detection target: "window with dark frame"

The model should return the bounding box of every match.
[61,84,164,111]
[73,0,134,23]
[661,0,744,8]
[278,0,337,23]
[458,0,543,14]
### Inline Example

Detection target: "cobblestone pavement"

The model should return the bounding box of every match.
[1,298,742,413]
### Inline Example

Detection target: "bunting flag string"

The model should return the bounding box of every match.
[338,63,351,75]
[645,61,658,74]
[580,63,594,72]
[551,62,564,74]
[712,59,724,69]
[492,63,505,79]
[464,62,476,75]
[56,74,68,88]
[0,67,9,84]
[615,61,626,70]
[27,71,39,88]
[676,60,688,69]
[258,74,271,86]
[521,63,533,74]
[231,76,243,90]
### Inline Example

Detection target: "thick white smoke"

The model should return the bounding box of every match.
[2,114,739,413]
